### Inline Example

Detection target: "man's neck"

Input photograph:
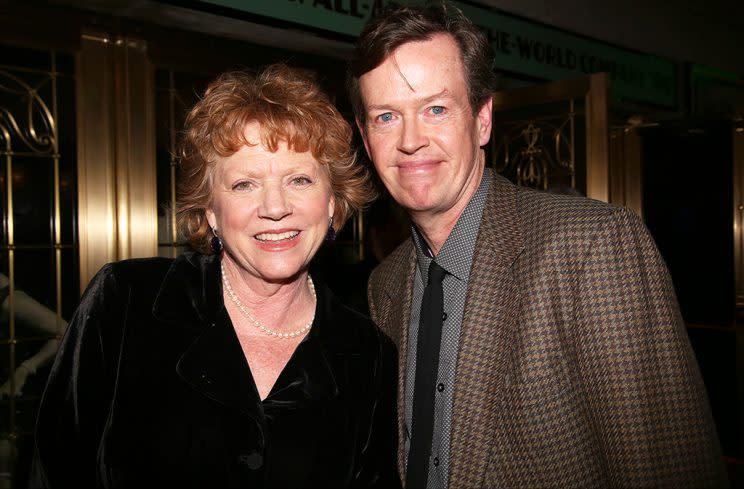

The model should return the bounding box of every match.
[410,160,485,256]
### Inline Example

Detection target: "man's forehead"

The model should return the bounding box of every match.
[359,35,467,107]
[388,34,461,68]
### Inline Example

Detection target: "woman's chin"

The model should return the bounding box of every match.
[254,266,309,285]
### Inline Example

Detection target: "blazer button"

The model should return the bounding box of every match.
[237,451,263,470]
[433,456,440,467]
[442,312,448,321]
[437,383,445,393]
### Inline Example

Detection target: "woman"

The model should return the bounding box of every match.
[32,65,400,488]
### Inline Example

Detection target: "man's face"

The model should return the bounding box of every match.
[358,33,492,222]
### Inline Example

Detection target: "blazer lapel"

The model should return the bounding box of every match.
[377,241,416,478]
[448,174,524,488]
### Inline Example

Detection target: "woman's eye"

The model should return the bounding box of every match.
[232,181,252,191]
[377,112,394,123]
[291,176,312,186]
[430,106,445,115]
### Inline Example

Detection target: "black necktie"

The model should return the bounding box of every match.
[406,260,447,489]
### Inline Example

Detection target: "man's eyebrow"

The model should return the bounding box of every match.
[366,103,394,112]
[366,90,454,113]
[421,89,453,104]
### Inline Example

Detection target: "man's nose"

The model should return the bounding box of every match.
[258,184,292,221]
[397,118,429,154]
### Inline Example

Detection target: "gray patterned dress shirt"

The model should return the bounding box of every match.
[405,168,490,489]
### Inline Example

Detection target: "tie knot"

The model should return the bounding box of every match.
[427,261,446,285]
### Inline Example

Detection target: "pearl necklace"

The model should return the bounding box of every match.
[220,263,315,339]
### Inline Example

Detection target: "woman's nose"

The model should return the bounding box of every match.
[258,185,292,221]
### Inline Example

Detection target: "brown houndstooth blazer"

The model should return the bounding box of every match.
[367,172,728,489]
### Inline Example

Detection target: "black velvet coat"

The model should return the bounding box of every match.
[32,252,400,488]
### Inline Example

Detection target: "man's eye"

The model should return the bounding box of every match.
[377,112,394,123]
[430,106,445,115]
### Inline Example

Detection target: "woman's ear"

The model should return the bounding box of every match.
[328,195,336,227]
[206,208,217,231]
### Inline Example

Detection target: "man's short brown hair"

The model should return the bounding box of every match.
[347,1,497,123]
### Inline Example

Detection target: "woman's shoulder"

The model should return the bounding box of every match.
[87,256,174,295]
[104,256,174,279]
[94,251,214,288]
[73,257,175,319]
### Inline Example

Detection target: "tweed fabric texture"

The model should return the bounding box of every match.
[367,172,728,489]
[407,168,490,489]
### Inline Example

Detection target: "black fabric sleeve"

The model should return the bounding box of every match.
[352,328,401,489]
[30,264,125,488]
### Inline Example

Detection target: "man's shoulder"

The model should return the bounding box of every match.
[517,183,614,215]
[512,184,630,235]
[481,173,647,255]
[485,172,622,228]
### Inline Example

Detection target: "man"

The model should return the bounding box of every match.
[347,3,727,489]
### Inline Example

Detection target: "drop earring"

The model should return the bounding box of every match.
[210,228,223,254]
[325,217,336,241]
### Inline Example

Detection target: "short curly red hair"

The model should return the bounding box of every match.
[177,64,375,254]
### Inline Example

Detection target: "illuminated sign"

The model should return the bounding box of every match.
[196,0,677,106]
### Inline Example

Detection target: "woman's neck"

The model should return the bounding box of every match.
[220,256,315,334]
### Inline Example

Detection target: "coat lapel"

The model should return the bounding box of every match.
[448,174,524,488]
[151,252,263,419]
[175,306,263,420]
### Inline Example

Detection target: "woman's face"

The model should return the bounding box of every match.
[206,122,334,283]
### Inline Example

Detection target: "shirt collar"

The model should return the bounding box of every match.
[411,167,490,282]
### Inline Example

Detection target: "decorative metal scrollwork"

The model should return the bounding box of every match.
[491,114,575,190]
[0,69,57,154]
